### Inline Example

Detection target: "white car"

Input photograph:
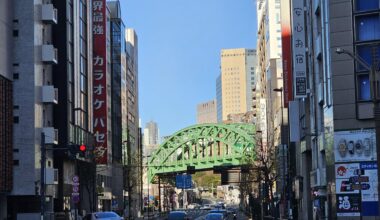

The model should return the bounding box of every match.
[83,211,123,220]
[200,204,212,210]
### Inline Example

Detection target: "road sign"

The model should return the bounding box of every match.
[72,194,80,203]
[176,174,192,189]
[72,175,79,183]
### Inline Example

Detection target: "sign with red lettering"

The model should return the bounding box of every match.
[92,0,107,164]
[281,0,293,107]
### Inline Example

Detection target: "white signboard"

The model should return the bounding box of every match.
[291,0,307,98]
[334,129,376,163]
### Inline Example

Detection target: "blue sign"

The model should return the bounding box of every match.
[176,174,192,189]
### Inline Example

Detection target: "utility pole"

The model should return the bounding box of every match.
[40,132,46,220]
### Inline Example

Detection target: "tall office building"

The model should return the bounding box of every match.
[287,0,333,218]
[108,0,125,214]
[125,28,141,218]
[0,1,13,219]
[52,0,96,213]
[143,121,160,147]
[219,48,257,122]
[7,0,60,217]
[197,99,217,124]
[216,75,223,122]
[327,0,378,218]
[255,0,283,150]
[255,0,286,217]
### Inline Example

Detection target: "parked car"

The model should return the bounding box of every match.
[205,213,225,220]
[200,204,212,210]
[167,211,191,220]
[83,211,123,220]
[208,209,228,218]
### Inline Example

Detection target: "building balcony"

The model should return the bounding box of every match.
[41,85,58,104]
[42,127,58,145]
[42,44,58,64]
[41,4,57,24]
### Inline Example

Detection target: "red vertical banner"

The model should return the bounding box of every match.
[281,0,293,108]
[92,0,107,164]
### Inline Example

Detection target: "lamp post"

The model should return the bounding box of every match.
[273,87,288,218]
[335,47,380,216]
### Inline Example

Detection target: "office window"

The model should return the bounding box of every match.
[13,30,18,37]
[355,0,380,11]
[355,14,380,41]
[13,73,19,79]
[356,44,380,71]
[13,116,19,123]
[358,74,370,101]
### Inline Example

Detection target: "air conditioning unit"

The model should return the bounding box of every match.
[41,4,57,24]
[42,44,58,64]
[42,86,58,104]
[310,169,320,187]
[45,168,58,184]
[310,168,327,187]
[42,127,58,145]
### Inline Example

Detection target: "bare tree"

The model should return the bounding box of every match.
[254,132,278,217]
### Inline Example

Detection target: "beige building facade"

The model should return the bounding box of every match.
[218,48,257,121]
[197,99,217,124]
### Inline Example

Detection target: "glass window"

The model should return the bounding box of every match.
[356,14,380,41]
[80,74,87,92]
[355,0,380,11]
[358,74,371,101]
[356,44,380,71]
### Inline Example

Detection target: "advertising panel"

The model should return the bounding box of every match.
[336,194,361,217]
[291,0,307,98]
[360,162,379,216]
[335,161,379,216]
[280,0,292,107]
[334,129,376,163]
[92,0,108,164]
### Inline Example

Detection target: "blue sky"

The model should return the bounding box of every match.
[120,0,257,137]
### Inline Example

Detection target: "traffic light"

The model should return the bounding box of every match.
[68,144,87,158]
[78,144,86,157]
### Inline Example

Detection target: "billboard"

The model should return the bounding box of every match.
[291,0,307,98]
[176,174,192,189]
[281,0,293,107]
[335,162,379,216]
[92,0,108,164]
[334,129,376,163]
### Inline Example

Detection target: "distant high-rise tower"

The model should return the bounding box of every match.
[218,48,257,121]
[197,99,217,124]
[143,121,160,147]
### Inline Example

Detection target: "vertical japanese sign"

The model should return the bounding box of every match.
[291,0,307,98]
[92,0,107,164]
[281,0,293,107]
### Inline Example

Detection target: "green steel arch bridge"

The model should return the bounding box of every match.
[148,123,256,182]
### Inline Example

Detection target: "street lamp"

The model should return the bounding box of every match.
[335,47,380,216]
[273,87,288,218]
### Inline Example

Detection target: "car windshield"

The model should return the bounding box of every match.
[95,212,118,218]
[205,213,223,220]
[168,212,186,220]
